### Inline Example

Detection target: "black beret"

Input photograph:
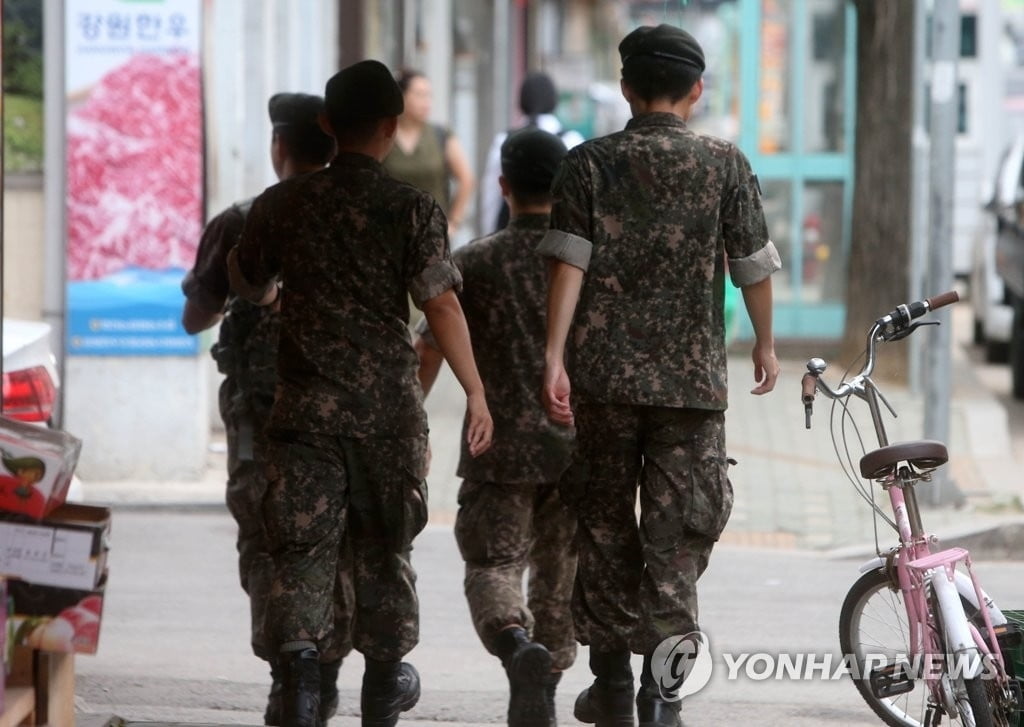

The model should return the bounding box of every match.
[501,128,568,190]
[519,72,558,116]
[268,92,324,131]
[618,24,705,72]
[324,60,404,122]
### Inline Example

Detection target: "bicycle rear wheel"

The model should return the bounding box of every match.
[840,568,1007,727]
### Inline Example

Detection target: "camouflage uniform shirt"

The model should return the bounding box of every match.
[420,214,574,483]
[537,112,781,409]
[234,152,462,437]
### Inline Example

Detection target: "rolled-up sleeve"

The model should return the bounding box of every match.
[729,240,782,287]
[536,229,593,272]
[543,150,594,272]
[405,196,463,309]
[409,261,463,309]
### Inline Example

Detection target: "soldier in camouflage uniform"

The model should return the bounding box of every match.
[538,25,782,727]
[181,92,351,726]
[414,128,576,727]
[228,60,493,727]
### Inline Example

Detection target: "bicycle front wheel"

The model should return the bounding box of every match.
[840,567,929,727]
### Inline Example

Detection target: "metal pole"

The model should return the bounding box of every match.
[924,0,960,506]
[42,0,67,426]
[908,0,929,396]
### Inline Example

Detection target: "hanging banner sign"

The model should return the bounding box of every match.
[64,0,203,355]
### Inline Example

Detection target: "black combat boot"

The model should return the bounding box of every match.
[319,658,343,723]
[636,654,682,727]
[544,671,562,727]
[496,626,553,727]
[264,658,284,726]
[574,649,635,727]
[281,647,321,727]
[360,657,421,727]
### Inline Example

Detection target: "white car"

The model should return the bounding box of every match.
[971,205,1013,361]
[2,318,83,501]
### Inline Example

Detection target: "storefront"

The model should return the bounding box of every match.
[536,0,857,339]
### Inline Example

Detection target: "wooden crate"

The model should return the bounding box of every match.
[0,647,75,727]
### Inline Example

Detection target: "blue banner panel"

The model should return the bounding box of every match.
[67,268,198,356]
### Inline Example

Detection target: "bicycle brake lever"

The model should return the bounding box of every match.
[886,320,939,342]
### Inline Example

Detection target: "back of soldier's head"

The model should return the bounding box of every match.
[324,60,404,146]
[501,127,568,205]
[268,93,335,167]
[618,24,705,103]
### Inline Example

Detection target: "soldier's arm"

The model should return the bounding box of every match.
[541,259,585,426]
[182,301,221,335]
[741,277,780,395]
[421,290,493,456]
[722,147,782,396]
[537,154,592,426]
[181,207,245,333]
[412,328,445,397]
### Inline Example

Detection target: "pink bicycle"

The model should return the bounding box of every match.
[802,291,1023,726]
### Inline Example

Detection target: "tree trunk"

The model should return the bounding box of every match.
[840,0,915,381]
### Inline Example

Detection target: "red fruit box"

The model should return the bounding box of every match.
[0,417,82,521]
[5,572,105,655]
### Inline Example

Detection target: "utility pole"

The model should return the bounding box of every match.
[924,0,961,507]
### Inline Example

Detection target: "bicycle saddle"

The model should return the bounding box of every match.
[859,440,949,480]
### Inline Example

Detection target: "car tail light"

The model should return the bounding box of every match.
[2,366,56,422]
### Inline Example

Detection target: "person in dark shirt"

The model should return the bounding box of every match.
[539,24,781,726]
[180,92,348,726]
[416,128,575,726]
[228,60,493,727]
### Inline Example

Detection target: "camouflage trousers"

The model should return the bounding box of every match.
[563,403,733,655]
[261,429,428,661]
[454,480,578,670]
[225,420,354,662]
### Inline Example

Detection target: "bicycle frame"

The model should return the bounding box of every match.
[810,316,1013,713]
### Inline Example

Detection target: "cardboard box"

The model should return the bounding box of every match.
[0,417,82,521]
[0,504,110,590]
[5,573,105,655]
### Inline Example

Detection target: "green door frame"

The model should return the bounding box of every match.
[735,0,857,340]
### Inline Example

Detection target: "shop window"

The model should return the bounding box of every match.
[806,0,847,153]
[802,182,845,303]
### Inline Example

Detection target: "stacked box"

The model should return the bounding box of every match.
[0,504,110,590]
[0,418,82,521]
[5,574,105,655]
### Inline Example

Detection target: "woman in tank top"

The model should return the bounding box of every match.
[383,69,474,238]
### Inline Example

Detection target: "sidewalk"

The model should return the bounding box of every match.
[80,306,1024,552]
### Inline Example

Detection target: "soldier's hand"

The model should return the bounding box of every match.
[466,391,494,457]
[750,343,780,395]
[542,362,574,426]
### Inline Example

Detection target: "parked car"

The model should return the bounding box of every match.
[2,318,83,501]
[991,132,1024,396]
[971,205,1012,361]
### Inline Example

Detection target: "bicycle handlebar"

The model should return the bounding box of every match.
[801,291,959,428]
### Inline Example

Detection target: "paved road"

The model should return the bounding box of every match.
[74,509,1024,726]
